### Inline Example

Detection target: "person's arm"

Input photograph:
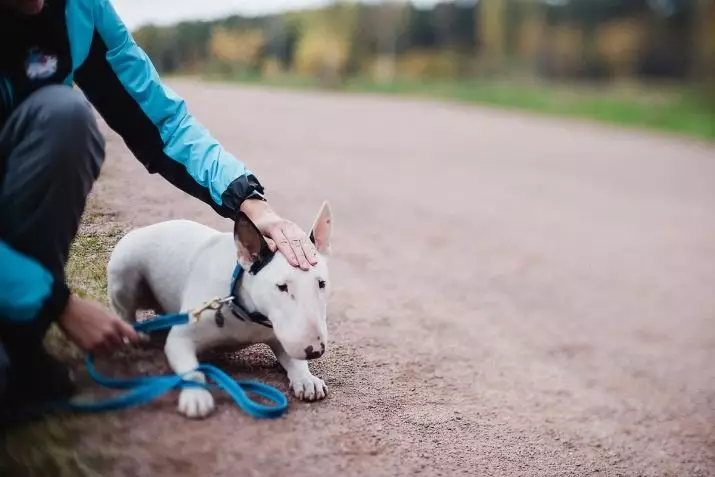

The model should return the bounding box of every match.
[74,0,317,269]
[73,0,265,218]
[0,240,138,352]
[0,240,69,323]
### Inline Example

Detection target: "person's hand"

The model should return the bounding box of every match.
[240,199,318,270]
[58,295,140,355]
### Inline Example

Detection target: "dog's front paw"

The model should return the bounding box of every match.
[178,387,215,419]
[289,373,327,402]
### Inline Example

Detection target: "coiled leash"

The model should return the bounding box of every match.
[61,294,289,419]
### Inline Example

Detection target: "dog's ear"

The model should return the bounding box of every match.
[309,201,332,256]
[234,212,274,273]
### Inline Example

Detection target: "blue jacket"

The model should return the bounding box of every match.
[0,0,265,323]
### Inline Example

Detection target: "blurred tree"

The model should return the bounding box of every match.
[574,0,611,80]
[407,4,437,49]
[479,0,507,74]
[453,1,477,54]
[133,25,163,63]
[347,3,377,75]
[287,3,358,86]
[375,0,409,84]
[264,16,286,67]
[209,26,265,75]
[173,21,212,72]
[294,28,350,87]
[433,2,455,49]
[134,25,179,72]
[128,0,714,103]
[694,0,715,105]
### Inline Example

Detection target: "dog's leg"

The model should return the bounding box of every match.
[269,341,327,402]
[107,269,141,323]
[165,327,215,419]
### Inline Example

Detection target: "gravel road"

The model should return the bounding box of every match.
[88,79,715,477]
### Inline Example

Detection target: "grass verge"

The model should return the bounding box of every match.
[0,200,126,477]
[205,72,715,141]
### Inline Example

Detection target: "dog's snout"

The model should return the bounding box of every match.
[304,341,326,360]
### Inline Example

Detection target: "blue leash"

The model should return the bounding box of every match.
[62,312,289,419]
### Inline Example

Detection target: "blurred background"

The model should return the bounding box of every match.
[2,3,714,476]
[127,0,715,139]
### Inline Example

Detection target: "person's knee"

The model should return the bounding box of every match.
[37,86,99,136]
[26,86,99,145]
[27,85,105,170]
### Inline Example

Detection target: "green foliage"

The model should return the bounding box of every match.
[129,0,713,138]
[130,0,710,83]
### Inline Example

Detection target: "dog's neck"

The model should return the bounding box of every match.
[233,270,257,313]
[224,264,273,328]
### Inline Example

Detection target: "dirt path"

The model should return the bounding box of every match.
[88,79,715,477]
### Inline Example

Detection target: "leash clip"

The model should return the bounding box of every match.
[189,296,235,324]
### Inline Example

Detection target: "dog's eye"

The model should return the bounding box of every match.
[318,280,326,289]
[276,284,288,293]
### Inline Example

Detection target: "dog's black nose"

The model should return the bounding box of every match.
[304,343,325,360]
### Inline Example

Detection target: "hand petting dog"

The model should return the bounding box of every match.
[240,199,318,271]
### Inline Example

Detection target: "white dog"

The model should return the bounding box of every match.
[106,202,333,419]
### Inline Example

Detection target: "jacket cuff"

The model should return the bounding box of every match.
[37,279,71,327]
[219,173,266,217]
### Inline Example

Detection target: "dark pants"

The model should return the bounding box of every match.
[0,85,105,412]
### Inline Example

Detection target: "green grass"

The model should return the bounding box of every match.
[347,78,715,140]
[205,72,715,141]
[0,200,125,477]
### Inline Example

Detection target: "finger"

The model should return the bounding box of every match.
[265,236,277,253]
[284,229,312,270]
[288,238,310,270]
[115,320,140,343]
[104,331,125,352]
[274,230,299,267]
[301,237,318,266]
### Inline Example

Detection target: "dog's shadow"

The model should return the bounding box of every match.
[197,344,293,406]
[137,334,284,378]
[200,343,280,373]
